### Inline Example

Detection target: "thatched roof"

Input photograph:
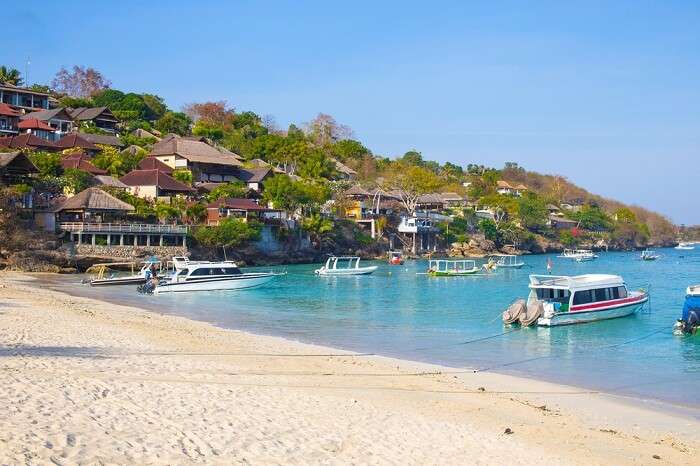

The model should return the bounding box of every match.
[344,185,371,197]
[0,151,38,173]
[149,135,242,166]
[55,187,134,212]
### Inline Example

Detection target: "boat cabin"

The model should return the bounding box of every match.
[427,259,479,276]
[528,274,629,312]
[171,263,243,283]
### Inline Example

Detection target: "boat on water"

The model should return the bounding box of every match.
[640,249,660,261]
[493,254,525,269]
[87,260,162,286]
[675,242,695,250]
[674,284,700,336]
[426,259,480,277]
[503,274,648,327]
[558,249,598,262]
[151,262,283,294]
[314,256,378,276]
[170,255,237,272]
[388,251,404,265]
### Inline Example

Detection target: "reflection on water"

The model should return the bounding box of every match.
[43,248,700,413]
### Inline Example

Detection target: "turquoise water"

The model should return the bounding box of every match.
[49,248,700,412]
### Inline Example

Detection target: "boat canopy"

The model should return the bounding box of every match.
[429,259,476,271]
[529,274,623,291]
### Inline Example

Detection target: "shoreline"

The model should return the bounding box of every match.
[1,272,699,464]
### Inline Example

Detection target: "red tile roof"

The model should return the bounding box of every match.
[0,103,21,117]
[137,156,173,174]
[119,169,195,192]
[18,118,55,131]
[207,198,272,211]
[0,134,57,150]
[60,154,107,175]
[54,133,100,151]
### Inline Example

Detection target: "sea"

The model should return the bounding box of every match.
[43,247,700,415]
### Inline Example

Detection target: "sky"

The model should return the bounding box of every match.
[6,1,700,223]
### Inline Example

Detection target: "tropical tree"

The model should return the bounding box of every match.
[0,66,23,86]
[297,149,336,179]
[172,169,193,186]
[193,218,261,247]
[206,181,248,202]
[155,111,192,135]
[383,162,442,215]
[29,151,62,178]
[62,168,93,194]
[52,65,111,98]
[517,193,548,231]
[184,202,207,224]
[302,213,334,246]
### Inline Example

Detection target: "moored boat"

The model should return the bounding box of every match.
[558,249,598,262]
[674,284,700,335]
[503,274,648,327]
[493,254,525,269]
[675,242,695,250]
[426,259,480,276]
[151,262,283,294]
[640,249,660,261]
[388,251,404,265]
[87,260,162,286]
[314,256,378,276]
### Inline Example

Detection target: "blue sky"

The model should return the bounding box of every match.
[6,1,700,223]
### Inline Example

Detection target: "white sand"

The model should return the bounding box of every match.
[0,272,698,465]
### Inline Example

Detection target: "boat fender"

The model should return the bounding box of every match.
[502,299,526,325]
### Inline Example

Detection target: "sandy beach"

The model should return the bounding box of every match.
[0,272,698,465]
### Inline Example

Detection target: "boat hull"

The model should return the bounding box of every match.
[90,276,147,286]
[537,295,647,326]
[154,273,280,293]
[427,268,480,277]
[497,263,524,269]
[316,266,378,276]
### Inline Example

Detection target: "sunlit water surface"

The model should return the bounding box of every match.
[44,248,700,414]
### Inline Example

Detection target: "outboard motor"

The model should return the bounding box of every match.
[677,295,700,335]
[138,280,156,294]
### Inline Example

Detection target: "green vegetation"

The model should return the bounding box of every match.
[193,218,261,247]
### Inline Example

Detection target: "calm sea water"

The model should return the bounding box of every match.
[45,248,700,413]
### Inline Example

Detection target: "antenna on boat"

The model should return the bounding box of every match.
[222,246,228,261]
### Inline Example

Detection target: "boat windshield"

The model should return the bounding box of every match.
[190,267,242,276]
[535,288,570,304]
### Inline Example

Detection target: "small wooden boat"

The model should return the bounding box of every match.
[505,274,648,326]
[426,259,480,277]
[640,249,660,261]
[87,260,162,286]
[314,257,378,276]
[674,284,700,335]
[493,254,525,269]
[388,251,404,265]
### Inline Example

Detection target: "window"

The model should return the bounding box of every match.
[222,267,241,275]
[573,290,593,305]
[617,286,627,299]
[535,288,570,304]
[594,288,608,302]
[190,268,211,276]
[611,287,620,299]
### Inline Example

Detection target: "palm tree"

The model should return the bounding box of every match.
[0,66,23,86]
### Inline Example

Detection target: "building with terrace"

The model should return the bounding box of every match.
[21,108,74,140]
[149,134,243,182]
[0,103,21,135]
[67,107,120,133]
[0,83,50,111]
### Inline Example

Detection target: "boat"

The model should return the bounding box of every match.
[170,255,237,272]
[87,260,162,286]
[493,254,525,269]
[640,249,660,261]
[674,284,700,335]
[388,251,404,265]
[504,274,648,327]
[314,256,378,276]
[151,262,283,294]
[675,242,695,250]
[426,259,480,276]
[558,249,598,262]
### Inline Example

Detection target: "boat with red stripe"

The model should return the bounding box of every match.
[516,274,648,327]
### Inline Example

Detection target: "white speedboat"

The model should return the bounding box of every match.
[493,254,525,269]
[170,256,237,271]
[558,249,598,262]
[504,274,648,327]
[315,256,377,276]
[153,262,283,293]
[675,242,695,250]
[640,249,660,261]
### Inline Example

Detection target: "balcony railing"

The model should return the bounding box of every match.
[59,222,189,234]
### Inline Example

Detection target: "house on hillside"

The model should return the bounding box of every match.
[131,128,160,141]
[119,169,195,200]
[330,158,357,180]
[93,175,128,190]
[17,118,56,141]
[68,107,120,133]
[0,83,50,111]
[0,103,21,135]
[60,153,107,176]
[0,133,57,151]
[235,167,272,192]
[497,180,527,196]
[0,151,38,186]
[20,108,75,140]
[548,215,578,230]
[54,133,101,155]
[416,193,446,211]
[547,204,563,216]
[137,156,173,174]
[561,198,585,212]
[78,132,123,148]
[149,135,243,182]
[440,192,467,208]
[206,198,284,225]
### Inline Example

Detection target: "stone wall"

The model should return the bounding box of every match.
[74,245,187,259]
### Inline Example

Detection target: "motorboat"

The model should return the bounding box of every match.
[675,242,695,250]
[314,256,378,276]
[504,274,648,327]
[87,260,162,286]
[558,249,598,262]
[388,251,404,265]
[151,262,283,294]
[674,284,700,336]
[640,249,660,261]
[493,254,525,269]
[426,259,480,277]
[170,256,236,272]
